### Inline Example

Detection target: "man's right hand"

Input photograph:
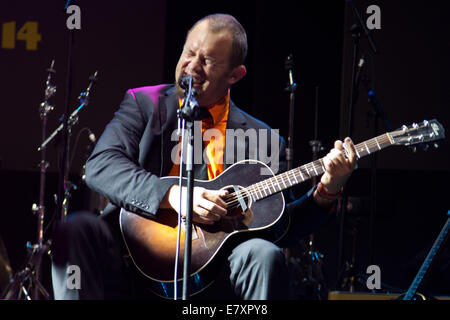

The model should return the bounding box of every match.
[160,185,229,225]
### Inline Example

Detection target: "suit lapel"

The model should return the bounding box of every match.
[224,101,249,169]
[159,86,180,176]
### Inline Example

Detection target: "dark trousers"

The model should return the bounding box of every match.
[51,211,289,300]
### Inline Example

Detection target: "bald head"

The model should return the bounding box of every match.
[188,14,248,68]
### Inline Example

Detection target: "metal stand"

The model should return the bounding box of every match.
[284,54,297,171]
[336,6,364,291]
[39,71,98,218]
[1,60,56,300]
[176,75,200,300]
[337,0,382,290]
[284,57,326,299]
[306,86,327,299]
[360,73,390,267]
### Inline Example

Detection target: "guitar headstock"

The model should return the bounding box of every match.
[391,120,445,149]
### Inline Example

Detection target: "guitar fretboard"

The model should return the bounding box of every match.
[246,133,395,201]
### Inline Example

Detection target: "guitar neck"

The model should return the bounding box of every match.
[246,132,396,201]
[403,215,450,300]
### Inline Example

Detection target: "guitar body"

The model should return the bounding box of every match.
[120,160,287,298]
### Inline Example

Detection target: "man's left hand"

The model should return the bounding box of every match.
[315,137,357,205]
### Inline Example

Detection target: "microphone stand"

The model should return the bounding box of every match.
[284,54,297,172]
[360,74,390,267]
[336,23,360,288]
[56,0,76,223]
[337,1,381,291]
[39,72,98,221]
[283,54,296,278]
[177,76,200,300]
[2,61,56,300]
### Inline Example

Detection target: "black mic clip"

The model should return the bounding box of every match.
[284,54,297,93]
[178,74,200,121]
[79,71,98,105]
[40,59,57,119]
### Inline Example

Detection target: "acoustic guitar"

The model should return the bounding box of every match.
[120,120,445,298]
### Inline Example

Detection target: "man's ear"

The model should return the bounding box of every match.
[228,65,247,85]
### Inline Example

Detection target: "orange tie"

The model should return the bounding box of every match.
[168,92,229,180]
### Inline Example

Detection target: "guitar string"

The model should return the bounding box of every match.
[219,130,434,209]
[223,141,367,206]
[221,135,393,208]
[223,139,386,205]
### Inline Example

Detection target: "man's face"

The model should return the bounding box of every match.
[175,21,236,107]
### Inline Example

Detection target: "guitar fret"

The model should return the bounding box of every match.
[298,168,305,181]
[275,178,282,190]
[292,172,299,184]
[301,167,310,180]
[248,186,257,200]
[281,176,287,189]
[258,184,264,198]
[364,142,371,154]
[251,186,260,201]
[270,178,277,192]
[375,137,381,150]
[320,159,326,173]
[249,190,256,202]
[265,180,271,194]
[307,166,312,178]
[386,133,394,145]
[260,182,267,196]
[255,185,262,199]
[286,172,293,186]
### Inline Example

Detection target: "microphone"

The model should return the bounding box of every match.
[284,54,297,94]
[285,54,295,87]
[178,74,193,90]
[355,54,365,85]
[348,0,379,54]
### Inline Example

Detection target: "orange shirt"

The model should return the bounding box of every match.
[168,91,230,180]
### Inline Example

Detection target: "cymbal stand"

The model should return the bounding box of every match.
[2,60,56,300]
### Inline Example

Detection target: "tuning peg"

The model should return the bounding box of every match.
[433,143,439,149]
[410,146,417,153]
[421,144,430,152]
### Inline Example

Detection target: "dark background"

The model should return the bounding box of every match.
[0,0,448,299]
